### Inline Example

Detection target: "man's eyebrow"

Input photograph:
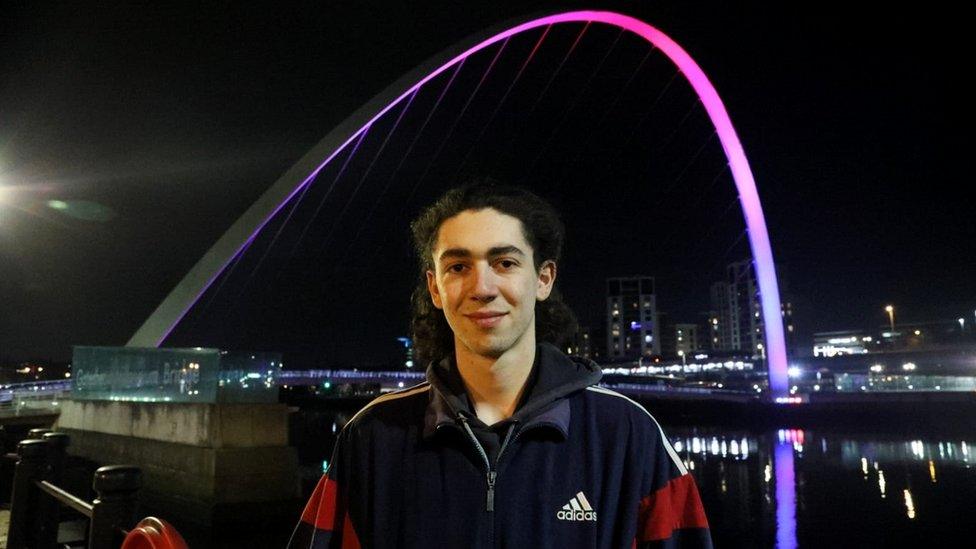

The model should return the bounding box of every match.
[438,248,471,262]
[437,245,525,262]
[487,245,525,258]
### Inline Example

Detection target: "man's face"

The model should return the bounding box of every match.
[426,208,556,359]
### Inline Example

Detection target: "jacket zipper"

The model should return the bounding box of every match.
[458,416,518,545]
[457,418,520,510]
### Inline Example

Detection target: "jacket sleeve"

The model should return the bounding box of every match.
[287,430,361,549]
[634,423,713,548]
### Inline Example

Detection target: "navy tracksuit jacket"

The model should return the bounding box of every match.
[288,343,712,548]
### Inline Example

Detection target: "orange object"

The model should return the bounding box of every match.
[121,517,189,549]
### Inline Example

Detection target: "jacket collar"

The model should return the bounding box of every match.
[423,342,602,440]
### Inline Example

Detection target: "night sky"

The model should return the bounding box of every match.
[1,2,972,366]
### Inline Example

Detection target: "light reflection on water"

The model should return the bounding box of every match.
[774,439,796,549]
[663,426,976,547]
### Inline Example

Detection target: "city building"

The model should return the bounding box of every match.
[812,318,972,357]
[709,259,795,357]
[709,279,739,352]
[655,316,704,359]
[606,276,659,361]
[702,311,722,351]
[657,312,675,359]
[878,318,973,350]
[675,323,702,357]
[812,330,874,357]
[571,324,606,362]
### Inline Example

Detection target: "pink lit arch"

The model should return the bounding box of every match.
[129,11,789,400]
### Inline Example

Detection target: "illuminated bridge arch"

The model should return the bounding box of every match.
[128,11,790,400]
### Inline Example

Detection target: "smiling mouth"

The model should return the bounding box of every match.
[465,312,507,328]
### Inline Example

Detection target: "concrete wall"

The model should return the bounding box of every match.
[54,399,299,527]
[55,400,288,447]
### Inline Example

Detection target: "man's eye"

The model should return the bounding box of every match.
[448,264,467,273]
[497,260,517,269]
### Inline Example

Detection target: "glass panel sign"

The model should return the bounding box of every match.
[71,346,281,403]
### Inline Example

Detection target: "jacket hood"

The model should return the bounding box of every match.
[423,342,602,438]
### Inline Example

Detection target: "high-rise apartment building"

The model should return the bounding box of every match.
[674,323,702,356]
[709,260,794,357]
[570,324,606,363]
[606,276,659,361]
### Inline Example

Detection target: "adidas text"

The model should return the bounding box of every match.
[556,509,598,521]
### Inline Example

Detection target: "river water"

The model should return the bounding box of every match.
[665,425,975,547]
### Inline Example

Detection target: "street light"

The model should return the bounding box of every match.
[959,318,966,331]
[884,305,895,332]
[677,349,686,367]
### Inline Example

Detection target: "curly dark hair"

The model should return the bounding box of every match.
[409,179,579,366]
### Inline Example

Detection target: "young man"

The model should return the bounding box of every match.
[288,183,712,548]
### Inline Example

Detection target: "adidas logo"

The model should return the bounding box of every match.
[556,491,598,522]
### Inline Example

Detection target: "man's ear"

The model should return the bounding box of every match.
[426,270,443,310]
[536,260,556,301]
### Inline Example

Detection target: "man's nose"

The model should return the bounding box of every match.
[470,263,499,302]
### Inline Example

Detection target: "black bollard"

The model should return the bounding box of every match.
[36,432,71,548]
[28,427,54,439]
[8,438,50,549]
[89,465,142,549]
[42,432,69,481]
[0,426,14,506]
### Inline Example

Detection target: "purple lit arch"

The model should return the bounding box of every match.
[128,11,790,400]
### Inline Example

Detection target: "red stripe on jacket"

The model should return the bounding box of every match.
[299,475,361,548]
[301,475,338,530]
[341,513,360,549]
[637,473,709,541]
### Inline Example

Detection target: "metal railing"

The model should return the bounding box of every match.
[6,429,143,549]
